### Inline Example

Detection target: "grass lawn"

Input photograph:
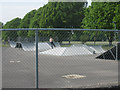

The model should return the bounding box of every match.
[0,44,9,47]
[61,41,117,50]
[102,45,113,50]
[61,44,72,47]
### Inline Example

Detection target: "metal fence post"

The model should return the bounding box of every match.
[116,32,120,60]
[119,32,120,42]
[116,41,118,60]
[35,30,39,89]
[113,22,118,60]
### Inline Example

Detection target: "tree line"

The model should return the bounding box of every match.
[1,2,120,45]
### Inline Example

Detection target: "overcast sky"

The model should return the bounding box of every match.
[0,0,91,24]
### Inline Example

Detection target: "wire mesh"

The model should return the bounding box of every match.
[1,29,119,89]
[0,30,2,90]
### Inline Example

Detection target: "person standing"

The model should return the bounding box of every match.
[49,37,56,49]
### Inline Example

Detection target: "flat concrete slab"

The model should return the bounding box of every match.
[2,47,118,88]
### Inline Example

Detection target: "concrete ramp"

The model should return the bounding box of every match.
[9,41,16,48]
[38,42,52,52]
[72,44,104,54]
[89,46,105,54]
[40,44,105,56]
[40,47,66,56]
[63,46,93,56]
[96,43,120,60]
[40,46,93,56]
[22,42,35,51]
[54,42,61,47]
[9,41,53,52]
[83,45,95,54]
[22,42,52,51]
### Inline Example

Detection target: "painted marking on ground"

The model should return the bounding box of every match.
[16,61,21,63]
[10,61,15,63]
[62,74,86,79]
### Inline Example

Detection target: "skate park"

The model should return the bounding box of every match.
[2,43,118,88]
[1,1,120,89]
[1,28,119,89]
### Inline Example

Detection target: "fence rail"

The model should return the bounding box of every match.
[0,28,120,32]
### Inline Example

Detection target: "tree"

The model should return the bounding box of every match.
[113,3,120,29]
[113,4,120,41]
[29,2,86,43]
[2,2,87,42]
[0,22,3,28]
[82,2,119,46]
[19,10,36,28]
[17,10,36,38]
[2,18,21,41]
[80,34,89,44]
[38,2,86,43]
[3,17,21,29]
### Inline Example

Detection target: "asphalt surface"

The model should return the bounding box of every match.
[2,47,118,88]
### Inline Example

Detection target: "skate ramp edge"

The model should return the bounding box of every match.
[9,41,16,48]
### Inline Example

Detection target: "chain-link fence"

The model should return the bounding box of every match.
[0,30,2,90]
[1,29,120,89]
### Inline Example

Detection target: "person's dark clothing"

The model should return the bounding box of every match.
[51,42,56,49]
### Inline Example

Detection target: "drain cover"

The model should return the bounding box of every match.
[62,74,86,79]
